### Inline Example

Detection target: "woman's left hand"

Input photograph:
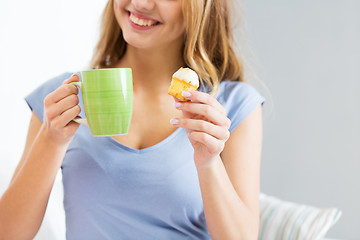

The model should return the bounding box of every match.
[171,91,231,169]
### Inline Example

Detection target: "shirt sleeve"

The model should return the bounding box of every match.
[217,81,265,133]
[25,72,72,122]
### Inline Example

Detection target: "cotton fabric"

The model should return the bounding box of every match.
[25,72,265,240]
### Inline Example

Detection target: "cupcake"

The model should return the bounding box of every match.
[168,67,199,101]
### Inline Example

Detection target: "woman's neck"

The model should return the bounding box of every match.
[114,42,185,94]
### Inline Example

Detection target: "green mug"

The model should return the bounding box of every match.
[71,68,133,136]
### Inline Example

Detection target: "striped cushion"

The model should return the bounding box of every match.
[259,193,342,240]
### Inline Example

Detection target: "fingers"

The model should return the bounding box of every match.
[172,96,187,103]
[63,73,79,84]
[41,74,82,144]
[189,132,225,155]
[171,118,230,141]
[175,101,231,128]
[46,94,80,120]
[181,91,226,114]
[45,81,78,105]
[44,73,80,119]
[171,91,232,158]
[51,105,81,128]
[47,73,79,104]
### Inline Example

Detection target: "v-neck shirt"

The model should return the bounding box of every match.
[25,72,265,239]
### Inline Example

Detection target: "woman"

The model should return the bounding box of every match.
[0,0,264,239]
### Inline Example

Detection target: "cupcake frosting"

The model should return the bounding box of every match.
[172,67,199,87]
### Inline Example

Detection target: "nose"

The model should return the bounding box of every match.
[131,0,155,12]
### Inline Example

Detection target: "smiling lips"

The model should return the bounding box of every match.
[128,12,160,27]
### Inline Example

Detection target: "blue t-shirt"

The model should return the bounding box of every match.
[25,72,265,240]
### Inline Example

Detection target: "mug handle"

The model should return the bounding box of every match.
[69,81,89,127]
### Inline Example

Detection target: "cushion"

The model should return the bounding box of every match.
[259,193,342,240]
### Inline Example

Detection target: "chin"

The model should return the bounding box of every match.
[123,35,159,50]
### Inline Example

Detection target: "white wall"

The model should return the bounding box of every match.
[0,0,107,172]
[0,0,107,238]
[242,0,360,239]
[0,0,359,239]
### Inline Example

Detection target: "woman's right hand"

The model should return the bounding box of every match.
[41,73,81,145]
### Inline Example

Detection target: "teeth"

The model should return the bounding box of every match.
[129,13,157,27]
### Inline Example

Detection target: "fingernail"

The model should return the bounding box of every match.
[182,91,191,98]
[170,119,179,125]
[71,73,79,78]
[174,102,182,108]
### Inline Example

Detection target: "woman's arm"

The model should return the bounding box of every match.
[0,74,80,240]
[171,91,262,239]
[0,113,67,239]
[197,106,262,239]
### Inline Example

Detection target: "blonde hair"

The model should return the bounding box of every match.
[90,0,244,95]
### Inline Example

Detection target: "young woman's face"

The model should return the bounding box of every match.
[114,0,185,50]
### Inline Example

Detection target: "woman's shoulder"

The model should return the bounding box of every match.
[39,72,73,91]
[217,80,265,132]
[27,72,73,96]
[25,72,73,121]
[217,80,264,105]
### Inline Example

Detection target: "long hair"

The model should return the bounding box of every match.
[90,0,125,68]
[90,0,245,95]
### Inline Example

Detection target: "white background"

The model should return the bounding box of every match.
[0,0,108,238]
[0,0,359,239]
[0,0,107,174]
[243,1,360,239]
